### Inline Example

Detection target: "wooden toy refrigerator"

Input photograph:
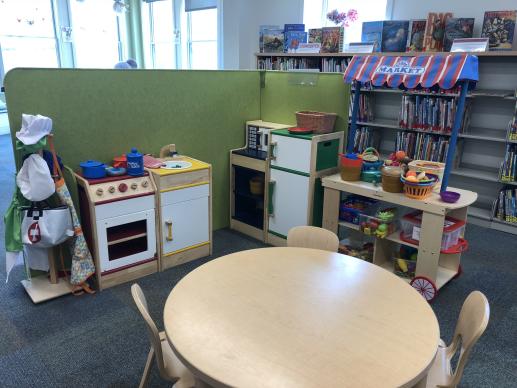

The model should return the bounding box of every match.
[267,129,344,246]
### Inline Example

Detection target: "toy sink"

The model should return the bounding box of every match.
[161,160,193,170]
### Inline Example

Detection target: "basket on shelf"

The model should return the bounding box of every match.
[401,173,439,200]
[295,111,337,134]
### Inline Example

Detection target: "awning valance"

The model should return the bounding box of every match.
[343,54,478,90]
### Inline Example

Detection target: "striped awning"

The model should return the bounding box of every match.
[343,54,478,89]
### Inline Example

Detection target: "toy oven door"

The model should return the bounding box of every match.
[95,209,156,274]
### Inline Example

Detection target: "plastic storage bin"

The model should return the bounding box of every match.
[339,195,378,225]
[359,208,398,238]
[400,211,466,251]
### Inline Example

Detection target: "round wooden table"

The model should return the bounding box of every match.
[164,247,439,388]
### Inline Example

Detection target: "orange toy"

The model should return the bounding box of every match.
[395,150,406,161]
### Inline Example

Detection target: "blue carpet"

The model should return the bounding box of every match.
[0,134,516,387]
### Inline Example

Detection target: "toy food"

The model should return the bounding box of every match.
[395,150,406,161]
[406,175,418,182]
[406,170,417,177]
[417,171,427,180]
[397,258,408,272]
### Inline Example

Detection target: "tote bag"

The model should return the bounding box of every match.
[21,203,74,248]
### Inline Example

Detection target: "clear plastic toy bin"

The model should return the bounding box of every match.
[339,195,378,225]
[400,211,466,251]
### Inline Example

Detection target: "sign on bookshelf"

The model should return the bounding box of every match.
[450,38,489,53]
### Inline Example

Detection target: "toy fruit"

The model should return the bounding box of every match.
[406,171,417,177]
[395,150,406,161]
[397,258,408,272]
[417,171,427,181]
[406,175,418,182]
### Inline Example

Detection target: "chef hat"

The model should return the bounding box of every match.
[15,114,53,145]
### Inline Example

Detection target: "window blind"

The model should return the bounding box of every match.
[184,0,217,12]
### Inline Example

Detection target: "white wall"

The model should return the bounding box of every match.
[221,0,304,69]
[390,0,517,36]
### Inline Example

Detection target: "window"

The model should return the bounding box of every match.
[142,0,177,69]
[68,0,126,68]
[304,0,389,45]
[142,0,218,69]
[0,0,59,80]
[185,8,218,70]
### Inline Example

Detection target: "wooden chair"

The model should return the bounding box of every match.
[131,284,195,388]
[287,226,339,252]
[426,291,490,388]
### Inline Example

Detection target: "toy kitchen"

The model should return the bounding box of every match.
[75,146,212,290]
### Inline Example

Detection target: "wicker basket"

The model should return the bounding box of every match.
[295,111,337,134]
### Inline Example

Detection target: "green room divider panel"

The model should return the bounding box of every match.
[4,69,260,229]
[260,71,350,133]
[4,69,350,230]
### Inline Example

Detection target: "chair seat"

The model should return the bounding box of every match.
[426,345,452,388]
[160,332,196,388]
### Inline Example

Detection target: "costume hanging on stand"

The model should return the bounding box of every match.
[48,136,96,293]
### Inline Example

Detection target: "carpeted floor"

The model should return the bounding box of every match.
[0,133,516,387]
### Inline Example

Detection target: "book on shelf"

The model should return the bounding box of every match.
[481,10,516,51]
[381,20,409,52]
[499,144,517,183]
[309,28,322,43]
[284,24,305,32]
[321,27,344,53]
[361,21,383,52]
[398,94,471,134]
[395,131,457,164]
[406,19,426,52]
[353,127,374,153]
[322,57,349,72]
[443,18,475,52]
[285,31,308,53]
[509,91,517,141]
[495,188,517,223]
[423,12,453,52]
[257,56,320,71]
[262,28,285,53]
[259,25,281,53]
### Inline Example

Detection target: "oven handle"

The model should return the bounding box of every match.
[165,220,173,241]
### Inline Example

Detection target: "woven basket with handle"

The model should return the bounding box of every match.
[295,111,337,134]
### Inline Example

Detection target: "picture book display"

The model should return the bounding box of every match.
[406,19,426,52]
[284,24,305,32]
[424,12,453,51]
[309,28,322,43]
[259,25,281,53]
[285,31,308,52]
[481,10,516,50]
[381,20,409,52]
[262,28,285,53]
[443,18,474,52]
[361,21,383,52]
[321,27,344,53]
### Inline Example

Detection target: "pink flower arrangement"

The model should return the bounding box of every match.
[327,9,359,27]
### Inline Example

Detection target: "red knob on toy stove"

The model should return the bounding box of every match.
[118,183,128,193]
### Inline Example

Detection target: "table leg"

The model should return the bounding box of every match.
[415,211,445,282]
[322,187,340,235]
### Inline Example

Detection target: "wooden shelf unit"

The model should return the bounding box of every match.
[322,174,477,296]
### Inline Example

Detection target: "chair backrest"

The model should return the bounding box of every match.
[287,226,339,252]
[131,284,168,379]
[447,291,490,387]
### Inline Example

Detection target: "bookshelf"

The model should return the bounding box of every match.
[256,51,517,234]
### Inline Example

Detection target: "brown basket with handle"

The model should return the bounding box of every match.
[295,111,337,134]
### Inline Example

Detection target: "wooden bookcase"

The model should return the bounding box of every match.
[256,51,517,234]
